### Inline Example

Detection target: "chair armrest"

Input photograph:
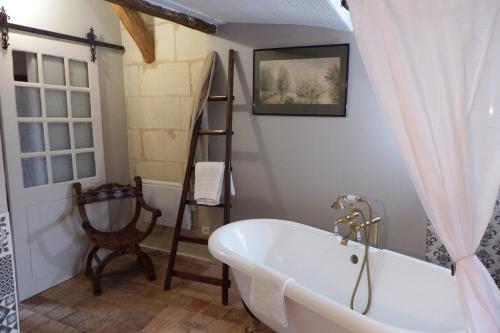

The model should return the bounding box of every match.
[82,220,92,230]
[79,216,99,243]
[140,199,162,217]
[76,206,94,231]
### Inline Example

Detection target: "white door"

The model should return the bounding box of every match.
[0,33,107,300]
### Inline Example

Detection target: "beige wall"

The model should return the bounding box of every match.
[121,17,208,183]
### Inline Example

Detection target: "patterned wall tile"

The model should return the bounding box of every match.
[0,293,18,332]
[0,214,12,258]
[426,191,500,288]
[0,214,18,332]
[0,256,14,300]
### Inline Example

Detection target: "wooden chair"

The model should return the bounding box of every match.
[73,176,161,295]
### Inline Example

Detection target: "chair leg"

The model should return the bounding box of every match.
[134,245,156,281]
[85,246,99,278]
[91,250,125,296]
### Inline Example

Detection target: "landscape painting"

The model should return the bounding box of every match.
[253,44,349,116]
[259,57,341,105]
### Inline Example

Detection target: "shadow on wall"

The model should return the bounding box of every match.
[207,43,288,226]
[204,23,428,258]
[194,50,287,230]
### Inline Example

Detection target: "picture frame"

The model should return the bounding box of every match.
[253,44,349,117]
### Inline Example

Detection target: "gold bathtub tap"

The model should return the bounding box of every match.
[331,194,382,315]
[334,210,360,245]
[332,197,381,248]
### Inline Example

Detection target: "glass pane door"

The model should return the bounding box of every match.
[13,51,96,187]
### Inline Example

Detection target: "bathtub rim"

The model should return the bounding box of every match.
[208,218,464,333]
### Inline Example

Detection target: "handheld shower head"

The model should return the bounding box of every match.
[344,194,361,203]
[331,194,361,209]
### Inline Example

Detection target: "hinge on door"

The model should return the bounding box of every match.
[87,27,97,62]
[0,6,10,50]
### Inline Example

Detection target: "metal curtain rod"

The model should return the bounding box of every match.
[7,23,125,51]
[0,6,125,62]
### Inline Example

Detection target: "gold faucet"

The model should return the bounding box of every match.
[330,194,382,315]
[331,195,382,247]
[334,206,361,245]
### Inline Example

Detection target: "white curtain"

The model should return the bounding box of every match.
[347,1,500,332]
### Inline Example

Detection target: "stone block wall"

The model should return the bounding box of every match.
[121,17,208,184]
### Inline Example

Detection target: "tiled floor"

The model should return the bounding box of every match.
[19,251,274,333]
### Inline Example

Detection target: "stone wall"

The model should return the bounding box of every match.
[121,17,208,183]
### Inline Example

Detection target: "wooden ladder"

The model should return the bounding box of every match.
[164,49,235,305]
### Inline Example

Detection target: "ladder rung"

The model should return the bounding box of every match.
[185,200,227,208]
[192,166,233,171]
[178,235,208,245]
[199,130,227,136]
[198,130,234,136]
[207,95,234,102]
[172,270,230,287]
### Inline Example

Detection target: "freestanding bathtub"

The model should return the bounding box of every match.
[208,219,465,333]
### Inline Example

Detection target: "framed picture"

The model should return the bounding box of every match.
[253,44,349,117]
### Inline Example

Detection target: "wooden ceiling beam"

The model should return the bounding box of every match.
[111,4,155,63]
[105,0,217,34]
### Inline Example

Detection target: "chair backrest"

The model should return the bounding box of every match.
[73,176,143,205]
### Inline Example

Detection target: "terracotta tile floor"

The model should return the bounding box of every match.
[20,251,274,333]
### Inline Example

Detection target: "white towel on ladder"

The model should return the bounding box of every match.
[194,162,235,206]
[249,265,293,329]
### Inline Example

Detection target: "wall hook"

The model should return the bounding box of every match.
[87,27,97,62]
[0,6,10,50]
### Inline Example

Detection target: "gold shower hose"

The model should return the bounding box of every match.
[350,203,373,315]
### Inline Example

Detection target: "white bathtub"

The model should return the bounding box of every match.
[208,219,465,333]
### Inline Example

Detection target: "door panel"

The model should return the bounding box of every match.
[0,33,107,300]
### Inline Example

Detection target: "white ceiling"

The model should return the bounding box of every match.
[150,0,352,31]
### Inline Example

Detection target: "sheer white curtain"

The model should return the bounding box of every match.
[347,0,500,331]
